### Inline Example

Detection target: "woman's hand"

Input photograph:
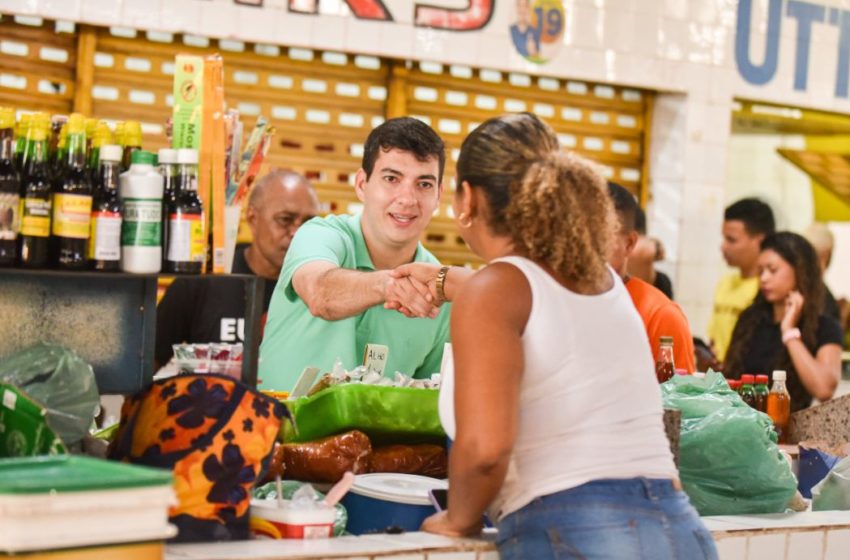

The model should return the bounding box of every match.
[420,511,481,538]
[781,290,805,333]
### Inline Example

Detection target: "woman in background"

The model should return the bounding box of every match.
[725,232,842,411]
[420,113,716,559]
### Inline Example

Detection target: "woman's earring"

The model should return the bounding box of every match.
[457,212,473,228]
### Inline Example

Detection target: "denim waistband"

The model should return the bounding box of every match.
[542,478,679,502]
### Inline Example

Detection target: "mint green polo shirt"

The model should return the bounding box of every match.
[258,213,451,391]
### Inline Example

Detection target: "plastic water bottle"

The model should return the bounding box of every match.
[120,150,163,273]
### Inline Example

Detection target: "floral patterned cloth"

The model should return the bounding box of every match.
[108,374,287,542]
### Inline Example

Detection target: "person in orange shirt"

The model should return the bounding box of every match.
[607,182,695,372]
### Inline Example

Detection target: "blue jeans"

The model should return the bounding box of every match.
[496,478,718,560]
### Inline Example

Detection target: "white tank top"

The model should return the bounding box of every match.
[439,256,677,520]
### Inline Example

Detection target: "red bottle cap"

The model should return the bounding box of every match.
[727,379,741,390]
[755,374,769,384]
[741,374,755,384]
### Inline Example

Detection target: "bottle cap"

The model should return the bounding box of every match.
[756,374,769,384]
[123,121,142,144]
[158,148,177,164]
[660,336,673,345]
[130,150,156,166]
[0,107,14,129]
[728,379,741,390]
[66,113,85,134]
[741,374,755,384]
[176,148,199,165]
[99,144,123,162]
[772,370,787,382]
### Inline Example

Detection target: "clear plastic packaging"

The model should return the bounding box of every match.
[172,342,242,379]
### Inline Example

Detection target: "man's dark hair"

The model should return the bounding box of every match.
[362,117,446,182]
[607,181,641,233]
[724,198,775,236]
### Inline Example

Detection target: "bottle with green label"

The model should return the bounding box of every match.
[50,113,92,270]
[165,148,203,274]
[18,114,51,268]
[0,107,20,266]
[120,150,162,273]
[89,144,122,272]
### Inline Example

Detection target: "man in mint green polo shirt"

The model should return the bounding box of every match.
[259,118,451,391]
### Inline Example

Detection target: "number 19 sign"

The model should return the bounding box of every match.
[509,0,565,64]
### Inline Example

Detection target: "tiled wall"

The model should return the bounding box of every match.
[714,528,850,560]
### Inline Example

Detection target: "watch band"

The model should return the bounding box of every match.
[782,327,802,345]
[435,266,451,304]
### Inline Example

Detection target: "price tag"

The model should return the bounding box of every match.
[363,344,389,376]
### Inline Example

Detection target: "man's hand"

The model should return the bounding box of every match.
[383,273,440,319]
[390,263,442,301]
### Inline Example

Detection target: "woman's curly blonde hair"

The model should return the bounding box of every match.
[456,113,615,285]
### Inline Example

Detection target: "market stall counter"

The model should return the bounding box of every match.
[165,510,850,560]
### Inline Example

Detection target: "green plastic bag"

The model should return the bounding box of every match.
[253,481,348,536]
[812,455,850,511]
[0,343,99,446]
[0,383,66,457]
[661,371,797,515]
[284,384,445,445]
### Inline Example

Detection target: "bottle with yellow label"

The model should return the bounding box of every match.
[0,107,19,266]
[18,113,51,268]
[164,148,203,274]
[50,113,92,270]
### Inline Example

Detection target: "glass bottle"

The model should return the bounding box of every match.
[13,113,30,172]
[655,336,675,383]
[738,374,757,408]
[767,370,791,444]
[164,148,203,274]
[18,114,52,268]
[0,107,20,266]
[49,116,67,182]
[86,121,112,183]
[120,121,142,172]
[50,113,92,269]
[88,144,122,272]
[754,374,769,413]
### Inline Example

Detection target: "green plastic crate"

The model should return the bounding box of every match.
[284,384,445,444]
[0,455,173,494]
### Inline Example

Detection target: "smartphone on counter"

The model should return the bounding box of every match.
[429,488,448,512]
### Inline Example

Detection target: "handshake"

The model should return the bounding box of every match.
[382,263,451,319]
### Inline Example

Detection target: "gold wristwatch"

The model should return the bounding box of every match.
[435,266,451,304]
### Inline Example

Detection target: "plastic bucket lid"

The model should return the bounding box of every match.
[349,473,447,506]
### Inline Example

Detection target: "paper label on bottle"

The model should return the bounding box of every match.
[20,196,51,237]
[52,193,93,239]
[0,192,19,241]
[88,211,122,260]
[167,213,204,263]
[363,344,389,376]
[122,198,162,247]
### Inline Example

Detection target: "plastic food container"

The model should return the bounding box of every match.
[341,473,446,535]
[285,384,445,444]
[250,500,335,539]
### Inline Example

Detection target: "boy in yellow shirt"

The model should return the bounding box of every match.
[708,198,775,362]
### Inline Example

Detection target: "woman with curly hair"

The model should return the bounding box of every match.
[724,232,842,411]
[419,113,716,559]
